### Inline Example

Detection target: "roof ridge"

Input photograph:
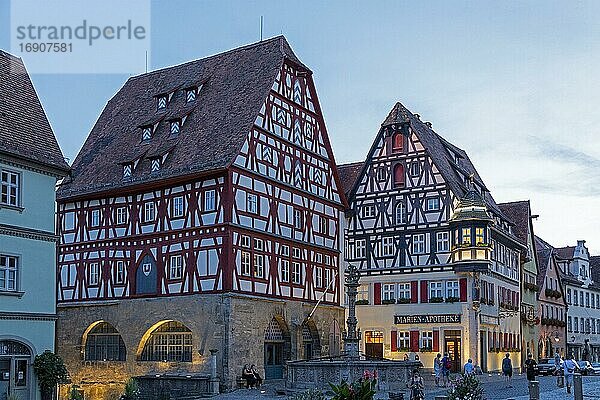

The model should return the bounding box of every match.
[129,36,287,82]
[337,161,364,167]
[498,200,530,205]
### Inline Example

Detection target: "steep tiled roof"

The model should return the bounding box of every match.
[337,161,364,197]
[58,36,303,199]
[534,235,581,288]
[555,246,576,260]
[498,201,531,245]
[0,50,68,172]
[348,102,509,222]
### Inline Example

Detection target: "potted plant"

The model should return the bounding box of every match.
[329,370,377,400]
[32,351,69,400]
[447,373,484,400]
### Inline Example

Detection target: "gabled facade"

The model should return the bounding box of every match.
[553,240,600,361]
[55,37,346,398]
[339,103,525,373]
[498,201,540,365]
[534,236,567,359]
[0,50,69,400]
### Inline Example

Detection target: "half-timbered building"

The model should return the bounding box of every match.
[339,103,525,373]
[55,37,346,398]
[534,236,567,359]
[498,200,540,366]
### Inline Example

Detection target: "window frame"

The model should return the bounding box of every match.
[172,196,185,218]
[0,254,19,292]
[114,260,125,285]
[426,197,440,211]
[355,239,367,259]
[88,262,100,286]
[204,189,216,212]
[436,231,449,252]
[143,201,155,223]
[381,237,395,257]
[169,255,184,280]
[115,206,128,225]
[362,204,376,219]
[412,234,426,254]
[429,281,443,299]
[1,169,20,207]
[247,193,258,214]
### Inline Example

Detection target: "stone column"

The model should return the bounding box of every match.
[343,264,361,359]
[209,349,219,395]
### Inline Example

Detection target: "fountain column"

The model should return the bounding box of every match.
[343,263,361,359]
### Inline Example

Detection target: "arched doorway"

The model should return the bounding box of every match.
[301,320,321,360]
[329,320,341,357]
[264,317,290,380]
[0,340,32,400]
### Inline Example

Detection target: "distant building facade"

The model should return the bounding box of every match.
[339,103,525,374]
[534,236,567,359]
[55,38,346,398]
[554,240,600,361]
[498,201,540,364]
[0,50,69,400]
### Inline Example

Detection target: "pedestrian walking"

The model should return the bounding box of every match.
[434,353,442,386]
[502,353,513,388]
[563,354,578,394]
[524,353,537,381]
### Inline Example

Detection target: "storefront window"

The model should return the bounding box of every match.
[15,360,26,387]
[420,331,433,350]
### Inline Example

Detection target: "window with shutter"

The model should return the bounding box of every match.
[393,164,405,188]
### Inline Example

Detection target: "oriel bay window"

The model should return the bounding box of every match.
[140,321,192,362]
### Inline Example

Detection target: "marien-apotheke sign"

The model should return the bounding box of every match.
[394,314,461,324]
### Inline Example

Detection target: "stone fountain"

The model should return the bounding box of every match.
[286,264,420,392]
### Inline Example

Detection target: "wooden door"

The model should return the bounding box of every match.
[444,331,462,373]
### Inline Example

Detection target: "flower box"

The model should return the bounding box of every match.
[430,297,444,303]
[382,299,396,305]
[355,299,369,305]
[445,296,460,303]
[397,298,411,304]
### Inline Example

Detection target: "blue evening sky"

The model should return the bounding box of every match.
[1,0,599,253]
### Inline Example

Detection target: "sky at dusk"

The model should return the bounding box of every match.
[1,0,599,253]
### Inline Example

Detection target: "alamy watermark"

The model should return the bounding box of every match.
[10,0,151,74]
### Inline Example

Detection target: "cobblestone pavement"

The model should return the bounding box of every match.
[213,375,600,400]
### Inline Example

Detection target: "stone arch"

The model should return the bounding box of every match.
[82,320,126,361]
[138,320,192,362]
[0,337,34,400]
[301,319,321,360]
[328,319,341,357]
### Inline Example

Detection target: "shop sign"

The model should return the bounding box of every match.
[394,314,461,324]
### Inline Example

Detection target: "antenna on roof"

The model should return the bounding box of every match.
[260,16,264,41]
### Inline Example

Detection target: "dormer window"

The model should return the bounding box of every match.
[123,164,132,178]
[157,95,167,110]
[170,119,181,135]
[151,158,161,172]
[186,87,197,103]
[142,126,153,141]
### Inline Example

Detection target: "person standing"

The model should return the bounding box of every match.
[563,354,578,394]
[464,358,474,375]
[502,353,513,388]
[434,353,442,386]
[524,353,537,381]
[441,353,451,387]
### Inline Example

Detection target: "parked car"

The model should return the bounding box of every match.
[591,362,600,375]
[575,360,594,375]
[537,358,561,376]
